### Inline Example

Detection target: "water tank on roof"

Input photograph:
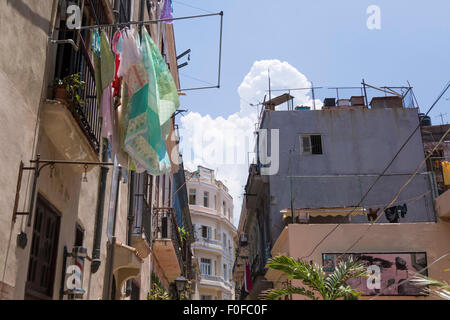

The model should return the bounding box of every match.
[295,106,311,110]
[337,99,351,107]
[419,113,432,126]
[350,96,365,106]
[324,98,336,107]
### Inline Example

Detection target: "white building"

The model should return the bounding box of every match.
[186,166,236,300]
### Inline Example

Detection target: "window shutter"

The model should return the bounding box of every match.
[302,136,311,153]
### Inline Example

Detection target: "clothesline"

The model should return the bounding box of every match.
[77,11,222,30]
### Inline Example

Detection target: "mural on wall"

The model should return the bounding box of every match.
[322,252,428,296]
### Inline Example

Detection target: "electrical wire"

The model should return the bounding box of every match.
[299,80,450,260]
[179,72,216,86]
[336,126,450,258]
[173,0,215,14]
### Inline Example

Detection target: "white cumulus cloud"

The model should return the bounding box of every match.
[179,59,319,226]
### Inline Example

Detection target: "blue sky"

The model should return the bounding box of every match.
[171,0,450,225]
[174,0,450,120]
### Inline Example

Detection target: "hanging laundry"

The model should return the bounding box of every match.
[92,29,116,155]
[244,261,253,293]
[112,29,123,102]
[160,0,174,24]
[385,206,399,223]
[397,203,407,218]
[384,204,408,223]
[147,30,180,140]
[121,28,171,175]
[442,161,450,185]
[367,208,380,222]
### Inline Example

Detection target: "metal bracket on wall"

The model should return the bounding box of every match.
[12,154,114,226]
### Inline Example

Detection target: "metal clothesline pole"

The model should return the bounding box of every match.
[77,12,222,30]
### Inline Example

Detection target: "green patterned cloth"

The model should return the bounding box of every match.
[123,28,175,174]
[147,33,180,139]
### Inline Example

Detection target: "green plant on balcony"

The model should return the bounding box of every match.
[178,226,190,245]
[53,73,85,106]
[147,272,169,300]
[262,255,367,300]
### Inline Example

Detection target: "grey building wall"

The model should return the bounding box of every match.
[262,108,435,245]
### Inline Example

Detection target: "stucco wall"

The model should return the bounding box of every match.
[0,0,58,299]
[263,108,434,245]
[188,171,236,300]
[269,221,450,300]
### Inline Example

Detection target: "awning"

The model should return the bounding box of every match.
[280,207,366,218]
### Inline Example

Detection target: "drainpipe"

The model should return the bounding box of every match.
[125,171,136,296]
[91,142,109,273]
[139,0,145,37]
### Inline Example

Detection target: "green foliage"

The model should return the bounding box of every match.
[178,226,190,245]
[53,73,86,105]
[411,261,450,300]
[262,255,367,300]
[147,272,170,300]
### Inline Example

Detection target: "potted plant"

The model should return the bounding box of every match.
[53,73,86,105]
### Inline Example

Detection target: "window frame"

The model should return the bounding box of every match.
[200,258,211,275]
[203,191,209,208]
[189,188,196,205]
[300,134,323,155]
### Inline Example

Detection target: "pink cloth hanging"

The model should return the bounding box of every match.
[244,261,253,292]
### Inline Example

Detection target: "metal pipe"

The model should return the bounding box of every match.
[77,12,222,30]
[217,11,223,88]
[30,159,113,166]
[90,143,109,273]
[125,171,136,296]
[26,154,40,227]
[49,39,79,52]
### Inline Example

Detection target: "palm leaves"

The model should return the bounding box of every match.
[262,255,367,300]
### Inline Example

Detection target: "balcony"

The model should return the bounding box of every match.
[152,207,184,282]
[435,189,450,221]
[132,199,152,259]
[44,29,101,162]
[199,274,234,291]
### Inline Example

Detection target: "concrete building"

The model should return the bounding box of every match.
[421,123,450,196]
[234,88,448,299]
[0,0,193,300]
[186,166,237,300]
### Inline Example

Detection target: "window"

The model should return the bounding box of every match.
[203,191,209,207]
[223,264,228,282]
[201,225,210,239]
[222,201,226,216]
[200,258,211,275]
[189,189,196,205]
[301,135,323,155]
[223,233,227,249]
[74,224,84,247]
[214,195,217,210]
[201,295,212,300]
[26,195,61,300]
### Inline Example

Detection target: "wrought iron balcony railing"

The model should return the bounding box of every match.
[152,207,184,273]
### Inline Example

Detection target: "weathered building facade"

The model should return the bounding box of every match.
[186,166,237,300]
[0,0,193,300]
[234,89,449,299]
